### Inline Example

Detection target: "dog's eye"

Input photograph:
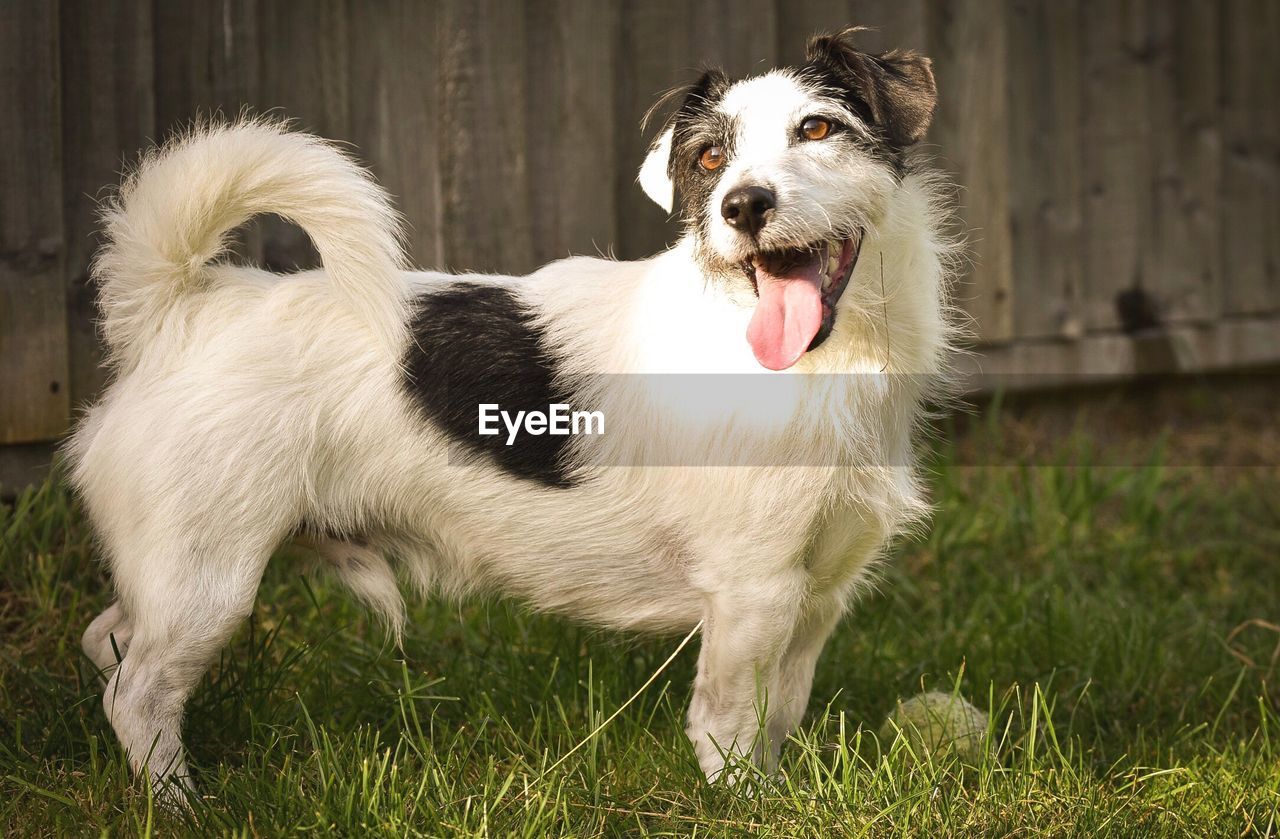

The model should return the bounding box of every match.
[698,146,725,171]
[800,117,833,141]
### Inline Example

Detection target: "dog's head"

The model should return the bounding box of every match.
[639,29,936,370]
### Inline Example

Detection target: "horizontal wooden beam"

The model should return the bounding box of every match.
[0,442,56,498]
[958,314,1280,394]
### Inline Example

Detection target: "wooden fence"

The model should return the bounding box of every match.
[2,1,1278,476]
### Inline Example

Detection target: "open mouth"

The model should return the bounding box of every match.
[740,231,864,370]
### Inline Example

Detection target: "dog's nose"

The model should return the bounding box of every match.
[721,186,776,237]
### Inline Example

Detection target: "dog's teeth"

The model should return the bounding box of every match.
[827,256,838,276]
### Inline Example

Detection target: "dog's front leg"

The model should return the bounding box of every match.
[685,574,810,782]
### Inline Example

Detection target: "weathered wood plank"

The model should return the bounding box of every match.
[59,0,155,409]
[926,0,1015,344]
[0,2,69,444]
[256,0,350,137]
[1079,0,1155,333]
[1145,0,1221,325]
[1221,0,1280,316]
[346,0,443,271]
[437,0,534,274]
[691,0,778,80]
[777,0,853,58]
[153,0,261,132]
[525,0,621,265]
[853,0,928,53]
[1006,0,1085,340]
[253,0,351,272]
[613,0,698,261]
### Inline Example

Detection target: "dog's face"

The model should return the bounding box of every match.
[639,30,936,370]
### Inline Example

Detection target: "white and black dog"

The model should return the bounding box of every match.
[68,29,954,797]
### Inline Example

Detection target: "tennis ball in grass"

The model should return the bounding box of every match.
[878,691,989,760]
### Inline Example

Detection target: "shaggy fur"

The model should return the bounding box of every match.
[68,30,955,800]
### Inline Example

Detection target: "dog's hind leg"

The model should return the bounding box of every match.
[101,538,274,804]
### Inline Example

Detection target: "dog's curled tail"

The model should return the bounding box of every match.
[94,118,408,368]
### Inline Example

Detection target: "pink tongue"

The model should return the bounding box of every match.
[746,256,824,370]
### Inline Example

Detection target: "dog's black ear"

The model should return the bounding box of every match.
[638,69,729,213]
[806,29,936,148]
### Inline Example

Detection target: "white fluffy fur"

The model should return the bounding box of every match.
[93,119,410,367]
[69,71,954,799]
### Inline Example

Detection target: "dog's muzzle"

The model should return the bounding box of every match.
[740,232,863,371]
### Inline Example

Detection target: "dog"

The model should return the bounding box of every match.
[68,28,954,798]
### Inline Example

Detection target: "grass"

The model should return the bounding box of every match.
[2,416,1279,836]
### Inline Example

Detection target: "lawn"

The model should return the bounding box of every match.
[2,413,1278,836]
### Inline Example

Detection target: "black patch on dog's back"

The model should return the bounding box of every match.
[401,283,577,488]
